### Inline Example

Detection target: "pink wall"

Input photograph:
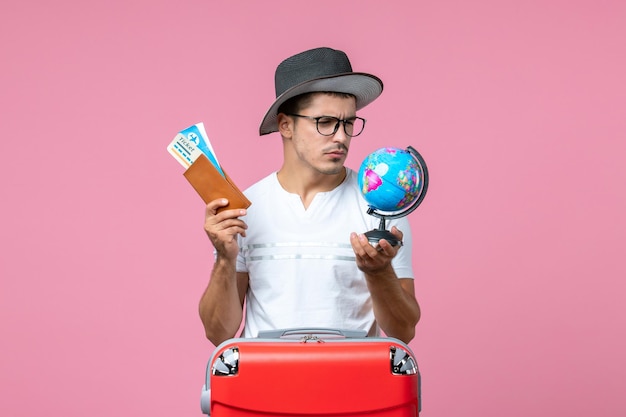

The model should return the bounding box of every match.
[2,1,625,416]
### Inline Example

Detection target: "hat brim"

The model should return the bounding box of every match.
[259,73,383,136]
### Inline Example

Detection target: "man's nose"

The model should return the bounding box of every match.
[332,121,350,141]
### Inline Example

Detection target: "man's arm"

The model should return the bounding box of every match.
[364,272,420,344]
[199,264,249,346]
[198,199,249,346]
[350,227,420,343]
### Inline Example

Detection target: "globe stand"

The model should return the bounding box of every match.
[360,146,429,248]
[365,214,402,247]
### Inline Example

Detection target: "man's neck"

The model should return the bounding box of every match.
[276,167,347,209]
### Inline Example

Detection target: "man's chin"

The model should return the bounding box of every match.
[318,164,346,176]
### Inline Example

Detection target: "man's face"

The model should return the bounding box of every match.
[289,93,357,176]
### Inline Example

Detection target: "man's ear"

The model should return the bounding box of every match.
[277,113,293,139]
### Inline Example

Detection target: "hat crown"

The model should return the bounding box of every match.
[259,46,382,136]
[274,47,353,98]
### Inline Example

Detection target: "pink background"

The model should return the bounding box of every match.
[1,1,625,416]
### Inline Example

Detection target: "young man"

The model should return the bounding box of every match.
[199,47,420,346]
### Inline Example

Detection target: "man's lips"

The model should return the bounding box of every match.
[324,146,348,158]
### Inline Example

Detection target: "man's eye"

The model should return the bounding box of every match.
[317,117,337,126]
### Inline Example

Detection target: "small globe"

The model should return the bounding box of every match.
[358,147,422,212]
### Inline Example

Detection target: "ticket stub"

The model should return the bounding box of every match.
[167,122,224,176]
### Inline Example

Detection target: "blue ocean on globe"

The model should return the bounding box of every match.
[358,147,421,212]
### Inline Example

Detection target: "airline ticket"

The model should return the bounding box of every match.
[167,122,224,176]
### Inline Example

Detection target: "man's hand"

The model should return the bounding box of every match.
[350,226,403,274]
[204,198,248,261]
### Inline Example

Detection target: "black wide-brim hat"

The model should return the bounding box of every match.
[259,47,384,136]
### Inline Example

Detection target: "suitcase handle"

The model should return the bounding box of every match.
[257,328,368,339]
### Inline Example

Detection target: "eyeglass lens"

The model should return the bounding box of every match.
[317,116,365,137]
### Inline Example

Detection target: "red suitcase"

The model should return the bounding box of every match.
[200,328,421,417]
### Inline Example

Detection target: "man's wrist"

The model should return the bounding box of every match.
[214,253,237,270]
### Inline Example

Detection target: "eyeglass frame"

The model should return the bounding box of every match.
[285,113,367,137]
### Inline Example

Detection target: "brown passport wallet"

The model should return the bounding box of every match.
[183,153,251,213]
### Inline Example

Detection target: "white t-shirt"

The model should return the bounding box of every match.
[236,168,414,338]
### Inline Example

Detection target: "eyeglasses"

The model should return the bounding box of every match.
[286,114,366,137]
